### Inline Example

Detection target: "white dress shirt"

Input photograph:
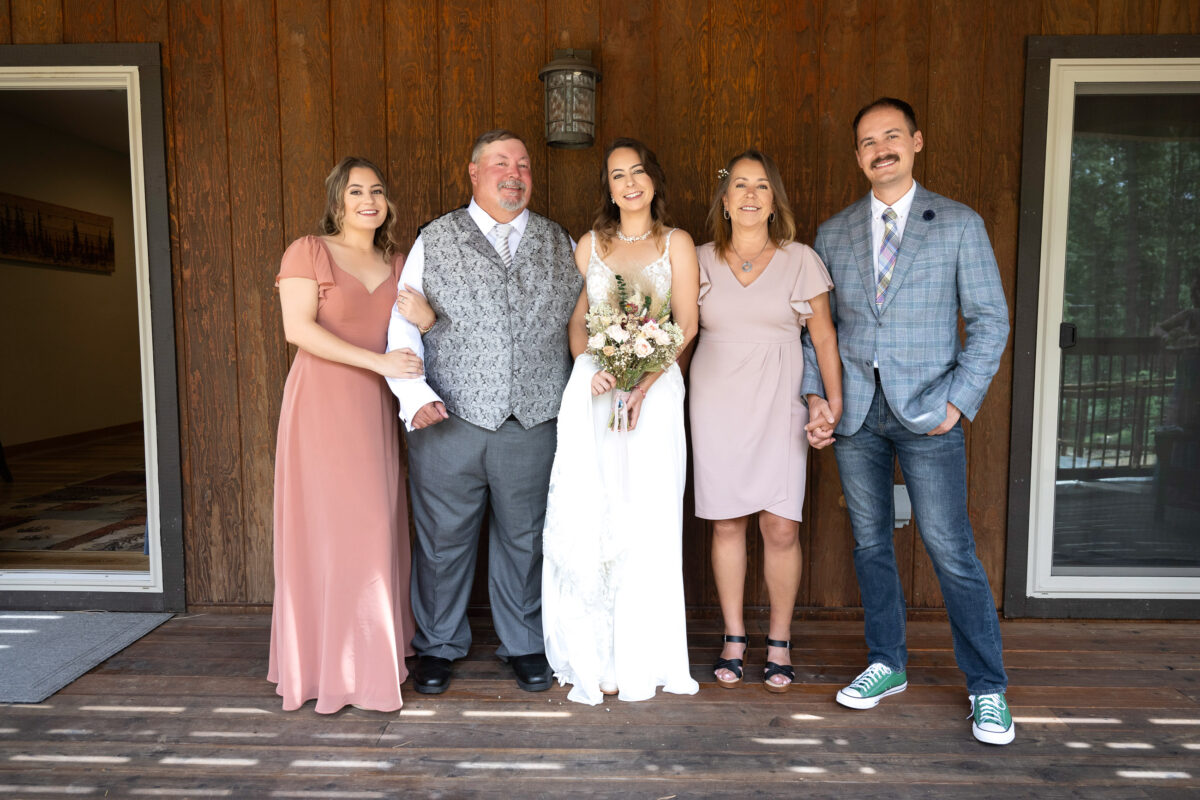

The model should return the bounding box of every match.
[385,200,530,430]
[869,181,916,367]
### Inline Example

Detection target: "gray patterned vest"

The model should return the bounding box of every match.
[421,208,581,431]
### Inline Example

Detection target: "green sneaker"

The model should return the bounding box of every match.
[836,663,908,709]
[969,692,1015,745]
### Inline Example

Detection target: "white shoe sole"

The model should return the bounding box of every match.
[972,721,1015,745]
[836,681,907,709]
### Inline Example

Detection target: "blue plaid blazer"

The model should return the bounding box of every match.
[801,183,1009,435]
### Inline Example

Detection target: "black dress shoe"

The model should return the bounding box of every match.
[506,652,552,692]
[412,655,453,695]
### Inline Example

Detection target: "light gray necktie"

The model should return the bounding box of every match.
[493,223,513,268]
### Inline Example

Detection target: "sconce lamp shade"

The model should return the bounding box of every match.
[538,49,601,149]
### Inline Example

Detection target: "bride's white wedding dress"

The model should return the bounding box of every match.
[542,230,699,706]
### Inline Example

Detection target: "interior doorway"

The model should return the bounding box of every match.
[0,45,182,611]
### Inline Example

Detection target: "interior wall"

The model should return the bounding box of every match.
[0,113,140,446]
[2,0,1197,610]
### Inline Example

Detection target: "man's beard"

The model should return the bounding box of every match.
[498,180,528,212]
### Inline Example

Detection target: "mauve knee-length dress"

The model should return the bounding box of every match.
[268,235,416,713]
[689,241,833,522]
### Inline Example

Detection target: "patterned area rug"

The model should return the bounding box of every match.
[0,471,146,553]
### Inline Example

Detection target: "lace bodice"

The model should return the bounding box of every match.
[586,229,675,310]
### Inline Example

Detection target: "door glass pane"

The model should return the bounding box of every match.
[1053,88,1200,576]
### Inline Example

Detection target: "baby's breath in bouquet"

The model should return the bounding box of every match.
[584,275,684,431]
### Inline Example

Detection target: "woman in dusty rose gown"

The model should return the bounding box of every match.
[689,149,842,694]
[268,157,432,713]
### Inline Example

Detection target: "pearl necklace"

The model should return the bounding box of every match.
[731,238,770,272]
[616,228,653,243]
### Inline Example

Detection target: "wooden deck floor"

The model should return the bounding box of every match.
[1,613,1198,798]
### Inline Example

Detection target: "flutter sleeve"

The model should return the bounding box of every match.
[788,243,834,323]
[275,235,336,302]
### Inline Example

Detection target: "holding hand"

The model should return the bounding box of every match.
[396,284,436,333]
[378,348,423,379]
[623,386,647,431]
[804,395,841,449]
[590,369,617,396]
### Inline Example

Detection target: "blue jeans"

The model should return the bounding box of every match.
[833,381,1007,696]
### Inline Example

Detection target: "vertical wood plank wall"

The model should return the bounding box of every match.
[3,1,1197,610]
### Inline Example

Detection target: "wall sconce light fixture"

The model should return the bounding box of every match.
[538,47,601,149]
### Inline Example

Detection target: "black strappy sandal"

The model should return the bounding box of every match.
[764,637,795,694]
[713,633,747,688]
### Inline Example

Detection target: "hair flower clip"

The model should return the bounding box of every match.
[717,168,729,179]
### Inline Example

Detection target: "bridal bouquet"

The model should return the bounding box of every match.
[585,275,685,431]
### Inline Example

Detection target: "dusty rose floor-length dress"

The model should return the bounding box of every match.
[268,235,416,713]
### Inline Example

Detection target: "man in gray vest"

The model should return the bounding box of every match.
[386,130,581,695]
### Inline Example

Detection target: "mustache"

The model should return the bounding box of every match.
[871,155,899,168]
[498,179,527,191]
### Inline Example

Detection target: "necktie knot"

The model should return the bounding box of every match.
[883,207,897,224]
[493,223,513,267]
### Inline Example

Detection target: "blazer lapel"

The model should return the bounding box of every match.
[850,195,877,315]
[878,182,931,315]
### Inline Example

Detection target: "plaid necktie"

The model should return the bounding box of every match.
[493,223,513,268]
[876,208,898,308]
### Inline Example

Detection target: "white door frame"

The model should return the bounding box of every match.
[1027,57,1200,600]
[0,65,166,598]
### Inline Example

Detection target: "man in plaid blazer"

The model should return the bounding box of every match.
[801,98,1014,745]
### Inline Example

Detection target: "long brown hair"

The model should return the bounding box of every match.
[706,149,796,259]
[591,138,670,256]
[318,156,401,262]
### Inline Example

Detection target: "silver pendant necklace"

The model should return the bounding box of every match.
[732,238,770,272]
[616,228,653,243]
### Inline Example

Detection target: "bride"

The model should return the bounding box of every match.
[542,138,701,705]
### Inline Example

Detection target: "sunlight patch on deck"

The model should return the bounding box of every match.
[398,709,435,716]
[159,757,260,766]
[46,729,92,735]
[788,766,828,774]
[455,761,564,770]
[460,710,571,719]
[82,705,185,713]
[189,731,278,739]
[11,754,129,764]
[1149,718,1200,725]
[1065,741,1092,748]
[290,759,391,769]
[130,789,233,796]
[270,792,386,798]
[0,785,94,794]
[789,713,824,720]
[1116,770,1191,779]
[1106,742,1154,750]
[213,707,273,714]
[751,737,822,745]
[1014,716,1122,724]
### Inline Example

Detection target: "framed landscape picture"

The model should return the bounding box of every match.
[0,191,116,274]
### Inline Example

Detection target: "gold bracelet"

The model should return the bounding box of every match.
[417,320,434,334]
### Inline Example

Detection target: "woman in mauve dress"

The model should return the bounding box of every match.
[268,156,433,713]
[689,149,842,694]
